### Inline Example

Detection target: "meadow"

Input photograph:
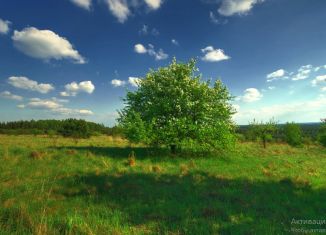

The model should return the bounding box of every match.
[0,134,326,234]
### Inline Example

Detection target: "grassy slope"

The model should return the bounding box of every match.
[0,135,326,235]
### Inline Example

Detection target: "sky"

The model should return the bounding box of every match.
[0,0,325,126]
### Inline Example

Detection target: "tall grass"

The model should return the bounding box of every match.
[0,135,325,234]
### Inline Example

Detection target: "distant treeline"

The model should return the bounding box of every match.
[0,119,123,136]
[237,123,322,140]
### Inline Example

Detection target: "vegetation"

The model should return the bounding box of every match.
[0,135,326,234]
[58,119,92,139]
[118,59,236,153]
[283,122,303,147]
[0,119,123,136]
[318,118,326,147]
[247,119,278,148]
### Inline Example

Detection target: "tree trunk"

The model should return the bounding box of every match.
[263,137,266,148]
[170,144,177,154]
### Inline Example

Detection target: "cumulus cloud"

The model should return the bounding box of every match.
[8,76,54,94]
[105,0,130,23]
[23,97,93,116]
[147,44,168,60]
[218,0,264,16]
[0,91,23,101]
[266,69,287,82]
[312,75,326,87]
[241,88,263,102]
[134,43,168,60]
[70,0,91,10]
[128,77,141,87]
[12,27,86,64]
[17,104,25,109]
[134,43,147,54]
[292,65,312,81]
[111,79,126,87]
[144,0,162,9]
[0,18,11,34]
[201,46,230,62]
[105,0,163,23]
[60,81,95,97]
[28,99,62,109]
[171,39,179,46]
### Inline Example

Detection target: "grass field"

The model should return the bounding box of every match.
[0,135,326,234]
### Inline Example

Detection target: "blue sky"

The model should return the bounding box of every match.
[0,0,325,126]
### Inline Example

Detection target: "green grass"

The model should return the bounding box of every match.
[0,135,326,234]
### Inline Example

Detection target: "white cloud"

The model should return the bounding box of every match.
[105,0,130,23]
[268,86,275,90]
[322,87,326,92]
[50,107,93,116]
[0,91,23,101]
[17,104,25,109]
[234,95,326,124]
[70,0,91,10]
[144,0,162,9]
[312,75,326,87]
[128,77,141,87]
[78,109,94,115]
[12,27,86,64]
[0,18,11,34]
[51,97,69,103]
[134,43,147,54]
[60,81,95,97]
[292,64,312,81]
[266,69,287,82]
[134,43,168,60]
[147,44,168,60]
[28,99,62,109]
[241,88,263,102]
[111,79,126,87]
[8,76,54,94]
[23,97,93,116]
[201,46,230,62]
[171,39,179,46]
[218,0,264,16]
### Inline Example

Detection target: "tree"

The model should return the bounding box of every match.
[118,58,236,153]
[248,119,278,148]
[283,122,302,147]
[318,118,326,147]
[58,119,91,139]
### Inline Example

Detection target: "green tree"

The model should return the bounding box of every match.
[248,119,278,148]
[58,119,91,139]
[118,58,236,153]
[283,122,303,147]
[318,118,326,147]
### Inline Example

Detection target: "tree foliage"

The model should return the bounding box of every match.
[318,118,326,147]
[248,119,278,148]
[283,122,303,147]
[0,119,120,136]
[58,119,91,139]
[118,58,236,152]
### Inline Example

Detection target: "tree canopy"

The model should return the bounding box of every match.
[248,119,278,148]
[118,58,236,152]
[283,122,303,147]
